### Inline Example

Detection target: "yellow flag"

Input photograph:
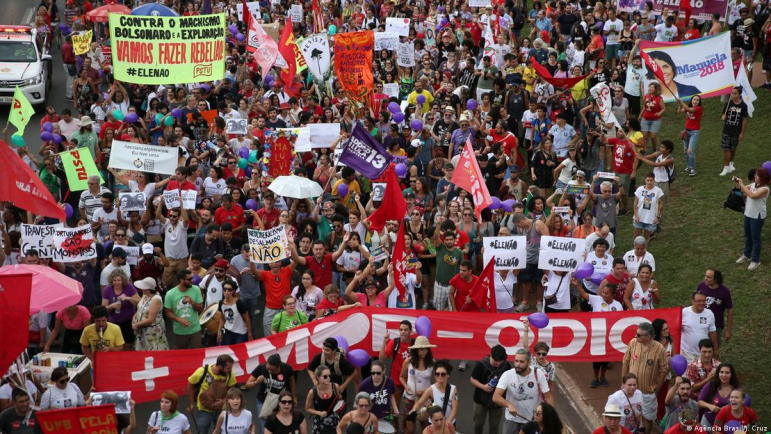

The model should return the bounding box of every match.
[9,87,34,136]
[72,30,92,56]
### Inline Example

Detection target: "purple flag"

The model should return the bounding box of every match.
[339,123,393,179]
[201,0,212,14]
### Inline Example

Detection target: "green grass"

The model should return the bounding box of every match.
[611,94,770,420]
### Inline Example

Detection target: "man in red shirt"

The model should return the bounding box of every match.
[253,192,280,229]
[251,259,296,337]
[290,236,347,290]
[251,117,267,145]
[592,404,633,434]
[449,260,479,312]
[488,120,525,169]
[378,320,414,409]
[167,166,197,192]
[214,194,245,239]
[600,258,630,305]
[605,128,638,216]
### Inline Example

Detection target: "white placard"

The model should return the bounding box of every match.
[374,32,400,51]
[382,83,400,99]
[598,171,616,179]
[163,189,181,210]
[123,246,140,266]
[277,127,311,152]
[308,123,341,148]
[469,0,492,7]
[248,227,290,263]
[109,140,178,175]
[21,223,63,259]
[333,148,346,167]
[91,391,132,414]
[397,41,416,67]
[181,190,197,209]
[372,183,387,202]
[290,4,303,22]
[538,235,585,272]
[118,192,146,212]
[386,17,410,36]
[52,225,97,263]
[236,1,260,21]
[226,119,248,135]
[552,206,570,214]
[483,236,527,270]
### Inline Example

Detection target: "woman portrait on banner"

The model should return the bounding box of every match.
[645,50,702,101]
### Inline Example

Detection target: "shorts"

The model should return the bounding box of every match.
[720,133,740,151]
[605,44,620,60]
[640,118,662,133]
[617,173,632,193]
[433,282,451,311]
[742,49,754,64]
[555,180,568,193]
[641,392,658,421]
[518,263,543,284]
[633,221,657,232]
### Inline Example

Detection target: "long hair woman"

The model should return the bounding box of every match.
[266,390,306,434]
[213,388,255,434]
[400,336,436,434]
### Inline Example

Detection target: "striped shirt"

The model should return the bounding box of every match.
[622,338,669,394]
[78,187,111,221]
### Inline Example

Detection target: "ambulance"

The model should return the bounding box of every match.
[0,26,52,107]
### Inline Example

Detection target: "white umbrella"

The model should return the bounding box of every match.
[268,175,324,199]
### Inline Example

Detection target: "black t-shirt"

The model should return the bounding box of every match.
[557,13,581,37]
[250,363,295,402]
[307,352,355,386]
[731,20,755,51]
[264,412,305,434]
[433,119,459,150]
[723,100,748,136]
[482,159,505,194]
[470,358,511,406]
[0,408,42,434]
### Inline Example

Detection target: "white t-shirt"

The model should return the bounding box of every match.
[634,186,665,224]
[654,23,678,42]
[40,383,86,410]
[0,381,37,400]
[148,411,191,433]
[203,177,227,198]
[607,389,644,431]
[100,263,132,286]
[201,275,240,307]
[388,272,419,309]
[584,232,615,254]
[603,18,624,44]
[128,180,157,198]
[542,271,571,310]
[219,299,248,335]
[587,294,623,312]
[292,286,324,317]
[92,207,119,240]
[521,110,538,140]
[219,409,253,434]
[583,252,613,294]
[494,271,517,311]
[496,368,550,423]
[681,307,716,357]
[623,250,656,276]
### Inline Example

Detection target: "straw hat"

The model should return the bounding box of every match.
[77,116,94,127]
[602,404,622,418]
[408,336,437,349]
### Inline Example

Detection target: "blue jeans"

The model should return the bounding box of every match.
[256,400,267,434]
[683,129,700,170]
[242,296,260,337]
[223,329,248,345]
[195,409,219,434]
[743,215,765,262]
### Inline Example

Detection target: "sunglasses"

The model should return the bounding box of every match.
[536,352,548,356]
[215,268,226,273]
[57,379,68,385]
[169,214,180,218]
[280,400,293,405]
[435,372,448,377]
[371,371,383,375]
[320,374,331,379]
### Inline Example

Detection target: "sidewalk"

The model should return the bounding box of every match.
[557,360,623,423]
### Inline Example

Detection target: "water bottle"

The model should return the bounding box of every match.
[115,297,121,314]
[488,376,498,388]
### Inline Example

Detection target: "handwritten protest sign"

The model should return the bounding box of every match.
[109,13,226,85]
[163,189,181,210]
[123,246,140,266]
[382,83,399,99]
[386,18,410,36]
[118,192,146,212]
[333,31,374,108]
[21,223,62,258]
[483,236,527,270]
[72,30,92,56]
[538,235,585,272]
[226,119,248,135]
[181,190,197,209]
[469,0,492,6]
[308,123,340,148]
[248,227,290,263]
[109,140,178,175]
[52,225,97,263]
[397,41,415,67]
[37,404,118,434]
[598,171,616,179]
[290,4,303,22]
[374,32,399,51]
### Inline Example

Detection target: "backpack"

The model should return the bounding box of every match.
[724,187,745,213]
[664,156,676,184]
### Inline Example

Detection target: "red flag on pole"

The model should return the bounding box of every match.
[365,165,407,231]
[640,49,668,87]
[0,141,65,220]
[680,0,692,25]
[469,257,497,312]
[392,221,407,297]
[312,0,324,34]
[530,57,593,89]
[451,137,493,222]
[278,17,298,90]
[0,274,32,376]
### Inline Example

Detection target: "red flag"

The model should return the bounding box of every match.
[680,0,692,25]
[530,57,593,89]
[451,137,492,221]
[278,17,297,92]
[469,257,497,312]
[242,0,251,35]
[640,49,668,86]
[312,0,324,34]
[392,221,407,297]
[0,274,32,376]
[0,141,65,220]
[37,404,118,434]
[365,165,407,232]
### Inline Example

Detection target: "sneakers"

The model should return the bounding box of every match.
[590,379,600,388]
[748,262,760,270]
[600,378,609,387]
[514,302,529,313]
[458,360,468,371]
[736,255,750,264]
[535,302,543,312]
[719,166,730,176]
[683,166,691,173]
[728,162,736,173]
[689,169,696,177]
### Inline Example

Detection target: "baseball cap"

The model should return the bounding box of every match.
[363,278,378,288]
[141,243,154,254]
[112,247,127,259]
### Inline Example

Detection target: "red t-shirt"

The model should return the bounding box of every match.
[100,120,125,138]
[385,338,412,383]
[167,179,197,191]
[256,207,280,229]
[713,406,758,431]
[642,94,664,121]
[260,266,294,309]
[684,106,703,131]
[214,205,245,230]
[305,253,334,289]
[609,138,635,174]
[449,274,479,312]
[592,428,632,434]
[605,272,631,305]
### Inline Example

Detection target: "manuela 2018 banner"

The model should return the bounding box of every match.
[109,14,227,85]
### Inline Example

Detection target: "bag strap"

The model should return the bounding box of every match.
[441,384,451,418]
[624,393,639,429]
[194,365,209,401]
[225,411,229,434]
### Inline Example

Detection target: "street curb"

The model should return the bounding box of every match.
[554,362,602,429]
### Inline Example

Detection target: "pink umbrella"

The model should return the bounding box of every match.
[87,4,132,23]
[0,265,83,314]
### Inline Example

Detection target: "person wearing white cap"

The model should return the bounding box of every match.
[69,115,99,157]
[132,277,169,351]
[591,404,633,434]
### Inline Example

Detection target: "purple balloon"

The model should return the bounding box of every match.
[64,203,73,218]
[441,18,448,26]
[415,316,432,337]
[51,134,62,145]
[334,335,349,353]
[762,161,771,173]
[125,112,139,124]
[42,122,54,133]
[395,163,408,178]
[388,102,401,114]
[500,201,513,213]
[670,354,688,376]
[410,119,423,131]
[40,131,53,142]
[264,74,275,86]
[236,33,245,42]
[393,112,405,123]
[489,196,501,210]
[502,199,516,209]
[590,272,608,286]
[229,24,238,34]
[191,275,202,285]
[200,84,211,93]
[347,349,370,368]
[244,166,252,178]
[438,6,445,12]
[337,182,349,198]
[416,94,426,104]
[467,99,478,110]
[239,147,250,158]
[171,108,182,118]
[574,262,594,280]
[245,199,259,211]
[528,312,549,329]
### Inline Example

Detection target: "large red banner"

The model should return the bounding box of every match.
[0,274,32,375]
[36,404,118,434]
[95,307,682,403]
[333,31,374,109]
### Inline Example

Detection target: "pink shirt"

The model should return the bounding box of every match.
[56,306,91,330]
[355,292,387,308]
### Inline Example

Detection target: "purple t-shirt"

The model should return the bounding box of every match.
[102,284,138,324]
[698,385,731,426]
[358,376,396,419]
[696,283,733,328]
